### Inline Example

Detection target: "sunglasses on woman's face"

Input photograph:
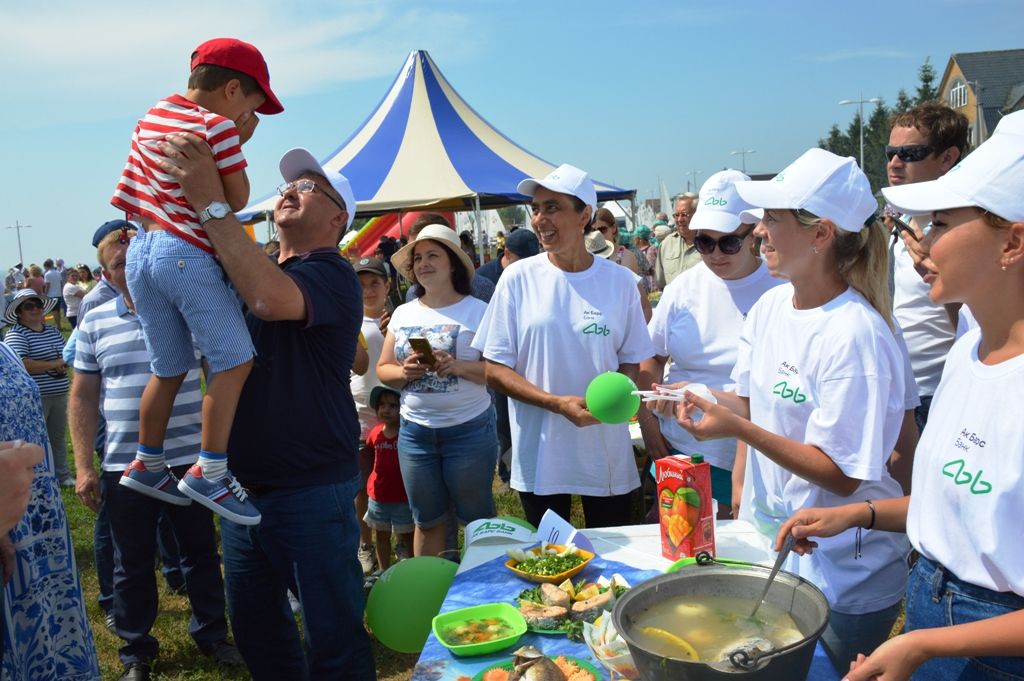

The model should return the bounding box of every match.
[18,301,43,312]
[884,144,935,163]
[693,227,753,255]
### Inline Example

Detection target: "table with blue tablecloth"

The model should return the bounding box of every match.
[412,521,841,681]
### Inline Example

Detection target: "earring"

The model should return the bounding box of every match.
[812,246,819,254]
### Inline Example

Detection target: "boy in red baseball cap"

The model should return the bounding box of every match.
[109,38,283,525]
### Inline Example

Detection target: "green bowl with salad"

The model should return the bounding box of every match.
[504,543,595,584]
[431,602,527,657]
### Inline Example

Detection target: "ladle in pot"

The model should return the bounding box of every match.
[750,532,796,619]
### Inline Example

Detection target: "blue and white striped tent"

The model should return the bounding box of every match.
[239,50,634,221]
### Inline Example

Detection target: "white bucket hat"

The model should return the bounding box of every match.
[5,289,57,325]
[691,170,759,234]
[391,224,476,282]
[517,164,597,216]
[279,148,357,231]
[881,110,1024,222]
[735,148,878,232]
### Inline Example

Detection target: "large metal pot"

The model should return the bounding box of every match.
[612,558,830,680]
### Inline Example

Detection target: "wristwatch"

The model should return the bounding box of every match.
[198,201,232,224]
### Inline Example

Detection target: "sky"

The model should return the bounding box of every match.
[2,0,1021,269]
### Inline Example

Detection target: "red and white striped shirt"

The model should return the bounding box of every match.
[111,94,246,254]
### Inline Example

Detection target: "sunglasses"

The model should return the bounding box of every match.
[693,227,754,255]
[885,144,935,163]
[18,301,43,312]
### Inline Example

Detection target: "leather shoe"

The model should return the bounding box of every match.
[119,661,151,681]
[200,639,244,666]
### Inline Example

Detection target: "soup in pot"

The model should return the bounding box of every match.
[629,594,804,662]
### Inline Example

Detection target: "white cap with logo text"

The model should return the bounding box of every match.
[517,164,597,216]
[735,148,877,232]
[691,169,757,234]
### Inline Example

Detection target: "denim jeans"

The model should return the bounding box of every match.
[102,469,228,664]
[221,476,375,681]
[905,554,1024,680]
[820,600,901,674]
[398,407,497,527]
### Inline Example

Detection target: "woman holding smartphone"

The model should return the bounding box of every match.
[670,149,910,672]
[777,111,1024,681]
[376,225,495,558]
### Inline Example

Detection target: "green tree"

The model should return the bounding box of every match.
[915,57,938,104]
[894,88,914,114]
[818,123,854,158]
[497,205,529,229]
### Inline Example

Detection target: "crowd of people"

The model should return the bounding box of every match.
[1,34,1022,681]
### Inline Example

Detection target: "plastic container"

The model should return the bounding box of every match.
[504,544,596,584]
[431,602,527,657]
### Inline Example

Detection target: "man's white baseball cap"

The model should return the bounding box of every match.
[517,164,597,216]
[735,148,877,232]
[279,148,357,231]
[690,169,759,234]
[882,110,1024,222]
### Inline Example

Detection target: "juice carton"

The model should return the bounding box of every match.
[655,454,715,560]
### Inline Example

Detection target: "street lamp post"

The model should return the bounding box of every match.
[730,149,756,173]
[838,93,881,169]
[684,170,701,193]
[4,220,32,266]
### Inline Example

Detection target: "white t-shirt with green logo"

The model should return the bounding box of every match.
[473,253,655,496]
[734,284,910,614]
[648,261,781,469]
[907,328,1024,596]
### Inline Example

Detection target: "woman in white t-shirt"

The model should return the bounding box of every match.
[472,164,655,529]
[61,268,87,328]
[669,150,910,672]
[641,170,780,518]
[376,225,495,558]
[777,111,1024,681]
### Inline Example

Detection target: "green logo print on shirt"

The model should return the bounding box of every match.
[582,322,611,337]
[941,459,992,495]
[771,380,807,403]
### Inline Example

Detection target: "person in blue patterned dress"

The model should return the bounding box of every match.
[0,342,99,680]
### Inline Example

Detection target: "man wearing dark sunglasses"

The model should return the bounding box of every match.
[887,102,969,434]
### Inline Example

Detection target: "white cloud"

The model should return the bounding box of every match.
[0,1,476,129]
[811,48,914,63]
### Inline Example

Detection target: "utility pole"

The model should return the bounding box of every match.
[4,220,32,266]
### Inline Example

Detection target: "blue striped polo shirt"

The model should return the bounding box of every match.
[74,296,202,471]
[2,323,69,396]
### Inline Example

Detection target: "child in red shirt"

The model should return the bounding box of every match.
[362,387,412,571]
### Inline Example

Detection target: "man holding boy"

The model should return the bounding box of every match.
[153,135,375,680]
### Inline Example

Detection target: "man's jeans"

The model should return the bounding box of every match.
[102,469,228,664]
[221,476,375,681]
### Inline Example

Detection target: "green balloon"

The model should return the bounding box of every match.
[366,556,458,653]
[496,515,536,532]
[585,371,641,424]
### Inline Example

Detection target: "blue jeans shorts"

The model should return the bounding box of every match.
[363,498,414,534]
[906,554,1024,680]
[126,230,254,376]
[398,407,497,528]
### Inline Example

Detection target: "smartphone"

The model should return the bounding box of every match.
[408,336,436,367]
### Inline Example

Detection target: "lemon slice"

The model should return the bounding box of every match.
[640,626,700,661]
[558,578,576,599]
[575,585,600,601]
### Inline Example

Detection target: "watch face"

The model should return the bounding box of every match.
[209,202,230,218]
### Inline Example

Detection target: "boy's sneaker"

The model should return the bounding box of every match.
[119,460,191,506]
[177,464,261,526]
[357,543,376,574]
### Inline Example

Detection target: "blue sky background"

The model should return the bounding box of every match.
[2,0,1021,268]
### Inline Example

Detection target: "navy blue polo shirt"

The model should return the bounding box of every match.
[229,248,362,488]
